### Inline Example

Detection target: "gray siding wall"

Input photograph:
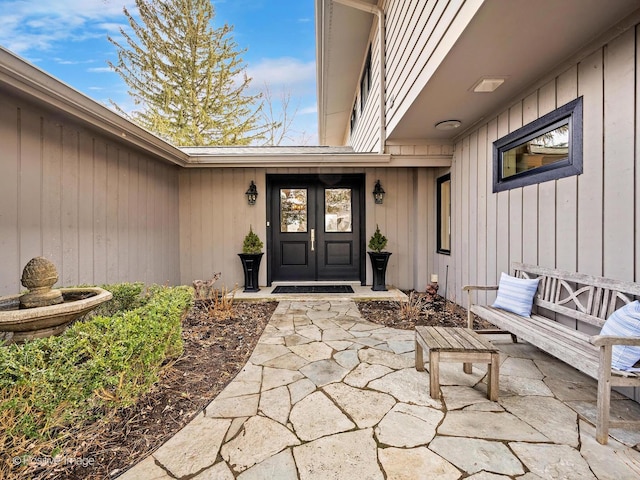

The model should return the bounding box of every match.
[448,26,639,304]
[178,168,267,289]
[178,167,439,291]
[446,26,640,398]
[0,95,181,296]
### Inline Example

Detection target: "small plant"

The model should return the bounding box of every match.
[368,224,388,253]
[207,284,237,320]
[242,226,264,254]
[396,291,428,322]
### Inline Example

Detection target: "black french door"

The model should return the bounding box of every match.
[267,174,364,283]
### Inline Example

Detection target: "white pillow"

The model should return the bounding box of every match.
[491,272,540,317]
[600,301,640,371]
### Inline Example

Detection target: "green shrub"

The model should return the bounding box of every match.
[242,226,264,254]
[0,284,193,468]
[90,282,147,317]
[368,224,388,252]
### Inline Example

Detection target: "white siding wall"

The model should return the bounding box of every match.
[349,0,484,151]
[446,27,640,398]
[350,30,381,152]
[0,95,181,296]
[178,167,440,291]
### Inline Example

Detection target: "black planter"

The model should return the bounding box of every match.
[238,253,263,292]
[368,251,391,291]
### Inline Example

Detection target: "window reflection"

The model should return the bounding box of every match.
[437,175,451,254]
[325,189,352,232]
[280,189,307,232]
[502,124,569,179]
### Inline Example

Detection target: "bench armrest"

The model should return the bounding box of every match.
[590,335,640,347]
[462,285,499,292]
[463,285,499,329]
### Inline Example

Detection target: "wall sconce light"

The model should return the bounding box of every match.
[373,180,385,204]
[246,181,258,206]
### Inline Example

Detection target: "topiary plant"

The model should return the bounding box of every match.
[368,224,388,253]
[242,226,264,254]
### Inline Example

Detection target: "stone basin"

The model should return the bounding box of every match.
[0,287,112,342]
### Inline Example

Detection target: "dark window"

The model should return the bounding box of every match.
[350,101,357,132]
[493,97,583,192]
[437,174,451,255]
[360,47,372,112]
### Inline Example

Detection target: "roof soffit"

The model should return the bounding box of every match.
[387,0,640,141]
[317,0,640,144]
[317,0,376,145]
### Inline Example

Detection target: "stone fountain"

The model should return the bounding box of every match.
[0,257,112,343]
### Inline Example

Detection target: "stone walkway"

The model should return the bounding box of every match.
[119,300,640,479]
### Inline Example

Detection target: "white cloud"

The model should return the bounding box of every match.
[246,57,315,95]
[87,66,113,73]
[299,105,318,115]
[0,1,136,54]
[97,22,128,33]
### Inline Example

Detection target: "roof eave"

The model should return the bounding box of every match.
[181,152,451,169]
[315,0,328,145]
[0,47,189,167]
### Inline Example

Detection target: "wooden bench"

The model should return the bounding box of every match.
[415,326,500,401]
[464,262,640,444]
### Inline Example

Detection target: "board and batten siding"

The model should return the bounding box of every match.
[448,26,640,304]
[445,26,640,400]
[0,94,181,296]
[178,167,440,291]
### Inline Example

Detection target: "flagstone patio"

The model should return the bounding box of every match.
[118,300,640,479]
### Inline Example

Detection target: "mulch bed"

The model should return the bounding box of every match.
[357,293,492,330]
[27,293,485,480]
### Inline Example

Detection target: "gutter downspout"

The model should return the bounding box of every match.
[332,0,386,154]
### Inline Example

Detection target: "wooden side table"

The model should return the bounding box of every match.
[415,326,500,401]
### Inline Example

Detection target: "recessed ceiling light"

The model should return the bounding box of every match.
[471,77,506,93]
[435,120,462,130]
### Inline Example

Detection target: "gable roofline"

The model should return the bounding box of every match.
[0,46,449,169]
[0,47,189,167]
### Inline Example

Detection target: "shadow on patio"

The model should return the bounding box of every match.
[119,300,640,479]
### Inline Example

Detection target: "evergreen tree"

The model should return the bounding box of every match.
[108,0,266,146]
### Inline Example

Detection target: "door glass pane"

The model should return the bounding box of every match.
[280,189,307,232]
[325,188,352,232]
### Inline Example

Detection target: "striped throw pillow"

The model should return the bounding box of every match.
[491,272,540,317]
[601,301,640,371]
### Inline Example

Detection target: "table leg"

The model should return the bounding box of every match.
[429,351,440,399]
[488,352,500,401]
[415,338,425,371]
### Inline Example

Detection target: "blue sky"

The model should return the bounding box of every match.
[0,0,318,144]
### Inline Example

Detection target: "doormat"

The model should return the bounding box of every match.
[272,285,354,294]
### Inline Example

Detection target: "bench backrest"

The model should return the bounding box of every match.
[513,263,640,329]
